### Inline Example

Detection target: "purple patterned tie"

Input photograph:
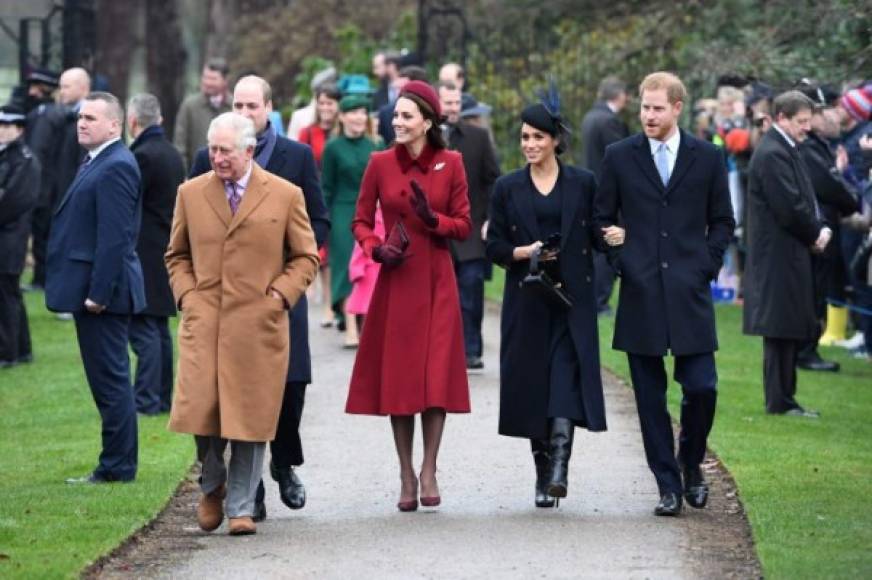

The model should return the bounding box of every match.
[228,182,241,215]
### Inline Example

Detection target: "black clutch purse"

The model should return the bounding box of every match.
[522,246,573,310]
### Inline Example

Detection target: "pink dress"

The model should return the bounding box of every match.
[345,207,384,315]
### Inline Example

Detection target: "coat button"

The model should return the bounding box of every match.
[518,281,523,288]
[511,225,517,232]
[661,231,668,238]
[401,190,407,197]
[585,275,592,283]
[661,261,669,269]
[582,248,588,255]
[581,219,587,227]
[661,200,668,208]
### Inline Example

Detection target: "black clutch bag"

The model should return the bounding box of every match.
[522,246,573,310]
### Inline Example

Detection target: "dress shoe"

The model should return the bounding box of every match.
[197,484,226,532]
[797,357,840,372]
[784,407,820,418]
[654,492,682,516]
[270,462,306,510]
[682,465,709,509]
[397,499,419,512]
[546,418,574,499]
[228,516,256,535]
[252,499,267,522]
[531,439,555,508]
[65,472,110,485]
[466,356,484,371]
[0,360,16,369]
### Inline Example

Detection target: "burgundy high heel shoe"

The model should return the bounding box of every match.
[420,495,441,507]
[397,477,418,512]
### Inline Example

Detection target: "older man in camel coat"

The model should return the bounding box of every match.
[165,112,318,536]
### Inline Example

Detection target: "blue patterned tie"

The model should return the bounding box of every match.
[655,142,670,187]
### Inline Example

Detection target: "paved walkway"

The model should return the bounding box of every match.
[144,303,750,579]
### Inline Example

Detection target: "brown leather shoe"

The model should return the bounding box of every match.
[197,484,226,532]
[228,516,257,535]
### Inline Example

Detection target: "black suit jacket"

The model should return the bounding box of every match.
[377,101,395,146]
[743,128,821,340]
[594,130,735,356]
[131,126,186,317]
[189,135,330,383]
[448,122,500,262]
[580,102,629,180]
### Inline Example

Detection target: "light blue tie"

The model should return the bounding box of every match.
[655,142,670,187]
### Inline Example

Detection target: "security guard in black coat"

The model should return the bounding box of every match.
[0,106,41,367]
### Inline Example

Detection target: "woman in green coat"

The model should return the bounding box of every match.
[321,95,383,347]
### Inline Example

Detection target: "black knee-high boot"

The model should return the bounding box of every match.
[531,438,555,508]
[547,418,574,498]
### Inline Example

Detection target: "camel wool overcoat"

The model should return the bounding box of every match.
[166,163,319,441]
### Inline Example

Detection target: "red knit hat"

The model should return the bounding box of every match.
[841,84,872,122]
[400,80,442,118]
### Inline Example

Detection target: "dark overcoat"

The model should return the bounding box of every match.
[190,135,330,384]
[0,139,40,274]
[448,122,501,262]
[593,130,735,356]
[579,102,629,179]
[45,140,145,314]
[486,164,606,438]
[743,128,821,340]
[130,126,186,317]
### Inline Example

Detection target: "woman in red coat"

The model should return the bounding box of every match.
[346,81,472,511]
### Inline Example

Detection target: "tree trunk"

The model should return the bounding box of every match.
[93,0,138,104]
[145,0,187,140]
[204,0,237,61]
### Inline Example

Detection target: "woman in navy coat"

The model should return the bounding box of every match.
[486,99,606,508]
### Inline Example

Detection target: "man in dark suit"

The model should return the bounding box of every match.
[189,75,329,519]
[580,76,630,316]
[594,72,735,516]
[744,91,830,418]
[127,93,187,414]
[28,67,90,290]
[45,92,146,484]
[439,82,501,370]
[0,106,40,368]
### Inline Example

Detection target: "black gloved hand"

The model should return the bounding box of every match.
[372,244,405,268]
[409,179,438,228]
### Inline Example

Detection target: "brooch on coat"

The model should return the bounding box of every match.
[434,162,446,171]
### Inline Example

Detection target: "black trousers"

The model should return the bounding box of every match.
[73,311,138,481]
[627,352,717,495]
[593,250,616,312]
[129,315,174,414]
[763,337,802,414]
[29,203,52,288]
[0,274,31,362]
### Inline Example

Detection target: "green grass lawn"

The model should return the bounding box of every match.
[487,269,872,579]
[0,290,193,579]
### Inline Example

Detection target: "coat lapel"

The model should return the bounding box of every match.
[631,133,665,193]
[203,174,232,228]
[559,167,582,250]
[665,130,697,195]
[54,145,108,215]
[226,164,269,236]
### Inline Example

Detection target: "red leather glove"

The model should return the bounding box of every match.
[409,179,439,228]
[372,244,405,267]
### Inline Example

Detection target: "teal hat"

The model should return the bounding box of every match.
[338,74,373,96]
[340,94,372,113]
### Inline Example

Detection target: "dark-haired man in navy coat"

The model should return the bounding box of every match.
[594,72,735,517]
[46,92,145,484]
[189,75,329,520]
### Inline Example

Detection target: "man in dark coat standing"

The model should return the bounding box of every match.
[594,72,735,517]
[744,91,831,418]
[46,92,146,483]
[189,75,330,520]
[796,83,861,372]
[127,93,186,414]
[581,77,630,316]
[0,106,40,367]
[439,82,501,370]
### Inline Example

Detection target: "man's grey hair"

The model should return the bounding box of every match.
[597,76,627,102]
[207,112,257,150]
[127,93,161,128]
[772,90,815,119]
[84,91,124,124]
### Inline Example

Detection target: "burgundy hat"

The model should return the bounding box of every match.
[400,80,442,118]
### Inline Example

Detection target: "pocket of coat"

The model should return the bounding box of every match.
[264,295,287,311]
[69,249,94,263]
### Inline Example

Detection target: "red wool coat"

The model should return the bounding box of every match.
[346,144,472,415]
